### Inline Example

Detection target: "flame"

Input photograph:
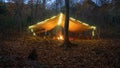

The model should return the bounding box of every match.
[57,35,64,40]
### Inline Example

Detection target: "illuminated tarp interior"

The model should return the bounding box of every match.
[29,13,96,33]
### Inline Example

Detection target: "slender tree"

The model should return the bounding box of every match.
[62,0,72,47]
[64,0,69,43]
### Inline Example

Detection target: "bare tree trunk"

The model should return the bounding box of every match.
[61,0,72,47]
[64,0,70,43]
[61,0,77,48]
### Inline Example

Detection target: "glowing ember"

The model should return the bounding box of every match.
[57,35,64,40]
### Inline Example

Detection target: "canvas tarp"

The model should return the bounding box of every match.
[29,13,96,35]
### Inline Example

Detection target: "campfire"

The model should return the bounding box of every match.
[57,35,64,40]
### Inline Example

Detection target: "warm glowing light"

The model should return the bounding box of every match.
[91,26,96,30]
[37,16,56,25]
[44,19,49,22]
[77,20,81,23]
[31,29,34,32]
[82,23,89,26]
[36,19,49,25]
[50,16,56,19]
[28,13,97,38]
[57,13,63,25]
[37,21,43,24]
[57,35,64,40]
[33,32,36,36]
[29,25,35,29]
[92,30,95,37]
[91,26,96,37]
[70,17,76,21]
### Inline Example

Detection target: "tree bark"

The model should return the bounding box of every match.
[61,0,78,48]
[61,0,71,47]
[64,0,69,42]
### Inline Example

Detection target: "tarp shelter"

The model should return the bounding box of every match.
[28,13,96,39]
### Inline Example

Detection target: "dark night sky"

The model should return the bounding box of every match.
[4,0,112,6]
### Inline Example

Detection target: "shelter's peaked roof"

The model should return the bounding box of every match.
[29,13,96,33]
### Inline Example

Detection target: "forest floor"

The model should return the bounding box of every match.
[0,33,120,68]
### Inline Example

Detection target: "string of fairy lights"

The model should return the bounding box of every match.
[28,13,96,39]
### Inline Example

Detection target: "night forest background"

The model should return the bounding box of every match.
[0,0,120,39]
[0,0,120,67]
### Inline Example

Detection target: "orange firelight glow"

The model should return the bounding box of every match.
[57,35,64,40]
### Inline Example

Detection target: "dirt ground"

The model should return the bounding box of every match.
[0,35,120,68]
